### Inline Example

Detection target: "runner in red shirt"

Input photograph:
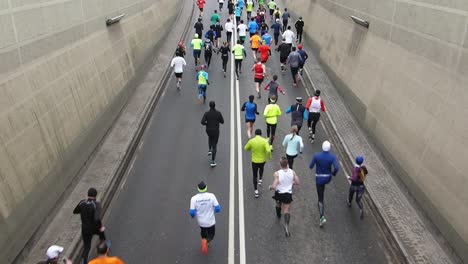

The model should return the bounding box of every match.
[197,0,206,16]
[251,57,266,99]
[258,40,271,63]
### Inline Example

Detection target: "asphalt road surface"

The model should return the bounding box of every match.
[104,1,396,263]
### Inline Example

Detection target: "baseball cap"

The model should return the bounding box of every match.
[276,18,280,22]
[46,245,64,259]
[198,181,207,192]
[296,97,302,102]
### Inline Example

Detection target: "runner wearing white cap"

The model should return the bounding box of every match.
[309,141,340,227]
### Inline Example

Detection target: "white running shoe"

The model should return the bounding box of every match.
[258,179,262,185]
[254,190,259,198]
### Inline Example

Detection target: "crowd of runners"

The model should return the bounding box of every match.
[175,0,370,255]
[38,0,369,262]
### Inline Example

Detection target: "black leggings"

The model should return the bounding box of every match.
[207,131,219,161]
[282,20,288,31]
[252,162,265,190]
[308,112,321,134]
[291,67,299,84]
[226,32,232,43]
[316,184,325,218]
[200,225,216,242]
[274,33,279,45]
[286,154,297,169]
[348,185,365,210]
[235,59,243,75]
[82,230,106,264]
[222,56,228,72]
[297,30,303,43]
[204,52,212,67]
[266,123,277,144]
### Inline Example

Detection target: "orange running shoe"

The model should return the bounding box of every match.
[201,238,208,255]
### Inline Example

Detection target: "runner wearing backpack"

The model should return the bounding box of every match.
[347,156,368,219]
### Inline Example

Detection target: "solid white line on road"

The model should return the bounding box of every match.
[234,28,247,264]
[228,32,235,264]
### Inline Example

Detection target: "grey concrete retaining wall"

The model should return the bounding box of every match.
[0,0,181,262]
[283,0,468,261]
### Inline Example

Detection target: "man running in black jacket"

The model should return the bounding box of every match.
[73,188,107,264]
[201,101,225,167]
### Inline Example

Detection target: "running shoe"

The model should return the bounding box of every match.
[319,216,327,227]
[254,190,259,198]
[347,201,352,208]
[210,161,217,167]
[258,179,262,185]
[208,151,212,156]
[201,239,208,255]
[284,224,290,237]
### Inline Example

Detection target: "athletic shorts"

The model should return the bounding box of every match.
[273,191,293,204]
[251,47,258,52]
[193,49,201,58]
[199,7,204,11]
[174,72,183,78]
[261,57,268,63]
[269,9,274,16]
[254,77,264,83]
[245,119,255,123]
[280,56,287,63]
[240,36,246,41]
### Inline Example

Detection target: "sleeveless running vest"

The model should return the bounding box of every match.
[277,168,294,194]
[254,64,264,79]
[309,97,322,113]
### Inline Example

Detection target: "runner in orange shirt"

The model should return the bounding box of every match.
[250,31,262,60]
[89,243,125,264]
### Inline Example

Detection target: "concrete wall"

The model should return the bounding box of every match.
[283,0,468,260]
[0,0,180,261]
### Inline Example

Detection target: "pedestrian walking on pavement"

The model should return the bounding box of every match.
[270,156,300,236]
[201,101,224,167]
[189,181,221,255]
[263,95,282,148]
[282,125,304,169]
[285,97,307,133]
[88,243,124,264]
[191,33,203,66]
[245,129,272,198]
[347,156,369,219]
[287,46,303,86]
[170,53,187,91]
[252,57,266,98]
[264,75,285,103]
[241,95,260,138]
[305,90,326,143]
[37,245,72,264]
[309,141,340,227]
[219,41,231,77]
[73,188,108,264]
[295,17,304,43]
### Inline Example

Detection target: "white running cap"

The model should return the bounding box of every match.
[46,245,64,259]
[322,141,331,152]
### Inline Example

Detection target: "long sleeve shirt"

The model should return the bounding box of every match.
[282,134,304,156]
[244,136,272,163]
[309,151,340,184]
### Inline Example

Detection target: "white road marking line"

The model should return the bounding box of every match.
[228,31,235,264]
[120,157,136,189]
[234,27,247,264]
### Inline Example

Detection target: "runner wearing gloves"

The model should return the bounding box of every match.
[309,141,340,227]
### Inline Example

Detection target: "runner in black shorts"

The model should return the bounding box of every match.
[270,157,300,237]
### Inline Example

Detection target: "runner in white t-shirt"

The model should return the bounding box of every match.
[237,20,248,45]
[282,26,295,45]
[170,54,187,91]
[189,181,221,255]
[225,18,235,43]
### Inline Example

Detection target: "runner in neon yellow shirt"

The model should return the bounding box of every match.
[246,0,254,20]
[191,34,203,66]
[268,0,277,20]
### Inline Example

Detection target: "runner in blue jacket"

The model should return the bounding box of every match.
[241,95,259,138]
[309,140,339,227]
